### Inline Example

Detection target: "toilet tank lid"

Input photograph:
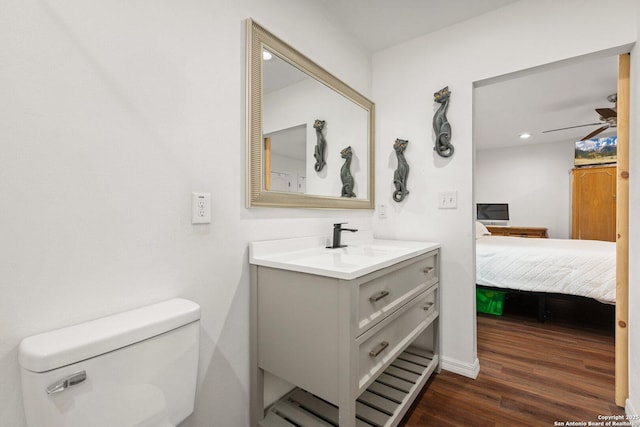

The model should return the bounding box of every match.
[19,298,200,373]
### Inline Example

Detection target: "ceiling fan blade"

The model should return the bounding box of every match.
[595,107,617,119]
[542,123,603,133]
[580,125,610,141]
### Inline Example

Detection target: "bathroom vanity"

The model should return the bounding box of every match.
[249,237,440,427]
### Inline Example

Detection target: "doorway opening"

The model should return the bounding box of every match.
[473,51,629,407]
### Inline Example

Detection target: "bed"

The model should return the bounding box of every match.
[475,223,616,320]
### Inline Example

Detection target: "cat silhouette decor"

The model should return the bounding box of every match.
[313,119,327,172]
[340,146,356,198]
[433,86,454,158]
[393,139,410,202]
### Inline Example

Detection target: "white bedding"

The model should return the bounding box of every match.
[476,235,615,304]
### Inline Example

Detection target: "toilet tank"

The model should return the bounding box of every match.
[19,298,200,427]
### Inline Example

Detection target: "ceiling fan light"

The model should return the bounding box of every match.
[519,133,531,139]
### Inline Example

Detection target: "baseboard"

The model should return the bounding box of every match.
[627,399,640,427]
[440,356,480,379]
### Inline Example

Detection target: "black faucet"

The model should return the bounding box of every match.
[327,223,358,249]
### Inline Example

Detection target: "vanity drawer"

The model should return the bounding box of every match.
[357,252,437,335]
[357,286,438,393]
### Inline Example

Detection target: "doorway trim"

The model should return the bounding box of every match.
[615,52,630,407]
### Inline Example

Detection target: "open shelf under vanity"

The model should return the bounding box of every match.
[262,347,438,427]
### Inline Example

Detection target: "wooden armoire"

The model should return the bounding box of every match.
[571,165,616,242]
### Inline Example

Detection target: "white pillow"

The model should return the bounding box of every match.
[475,221,491,239]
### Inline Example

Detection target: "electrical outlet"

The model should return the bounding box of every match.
[438,191,458,209]
[378,204,387,219]
[192,192,211,224]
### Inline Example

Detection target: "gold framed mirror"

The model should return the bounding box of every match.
[246,19,375,209]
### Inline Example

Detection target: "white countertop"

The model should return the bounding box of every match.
[249,236,440,280]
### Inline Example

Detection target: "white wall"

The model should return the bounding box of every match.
[476,141,575,239]
[372,0,638,379]
[0,1,372,426]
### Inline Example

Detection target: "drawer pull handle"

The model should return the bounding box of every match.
[423,267,435,274]
[369,290,389,302]
[369,341,389,358]
[423,302,434,311]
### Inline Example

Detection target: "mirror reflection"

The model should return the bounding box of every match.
[262,48,369,199]
[264,124,307,193]
[246,19,374,209]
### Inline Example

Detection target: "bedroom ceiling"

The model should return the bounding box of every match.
[316,1,619,152]
[474,54,619,151]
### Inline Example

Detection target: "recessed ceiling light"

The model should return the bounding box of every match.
[519,133,531,139]
[263,50,273,61]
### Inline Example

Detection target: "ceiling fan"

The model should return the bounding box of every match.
[542,93,617,141]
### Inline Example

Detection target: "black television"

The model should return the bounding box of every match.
[477,203,509,221]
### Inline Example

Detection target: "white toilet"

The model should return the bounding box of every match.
[18,298,200,427]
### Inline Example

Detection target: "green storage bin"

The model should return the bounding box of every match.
[476,288,505,316]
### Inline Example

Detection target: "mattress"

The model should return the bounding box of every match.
[476,235,615,304]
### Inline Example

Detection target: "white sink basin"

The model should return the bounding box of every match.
[249,237,439,280]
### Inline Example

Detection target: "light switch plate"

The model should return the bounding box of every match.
[438,191,457,209]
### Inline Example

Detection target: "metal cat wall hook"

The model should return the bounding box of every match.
[433,86,454,158]
[340,146,356,198]
[392,139,410,202]
[313,119,327,172]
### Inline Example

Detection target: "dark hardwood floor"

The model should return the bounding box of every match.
[400,294,623,426]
